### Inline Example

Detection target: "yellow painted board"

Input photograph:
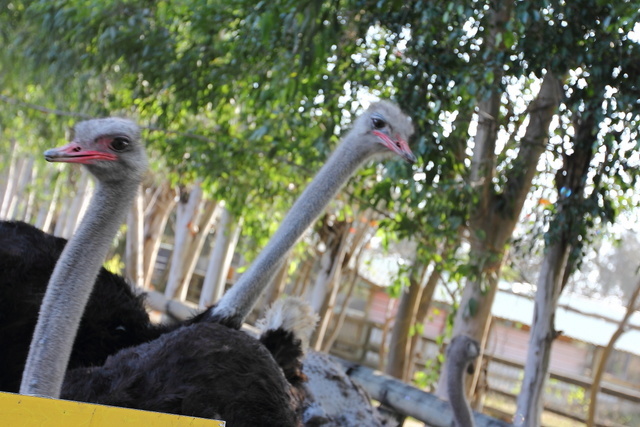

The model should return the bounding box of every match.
[0,392,225,426]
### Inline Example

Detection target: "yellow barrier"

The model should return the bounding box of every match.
[0,392,225,426]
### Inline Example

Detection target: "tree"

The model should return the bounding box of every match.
[385,260,428,381]
[142,182,178,290]
[438,66,562,398]
[199,204,243,307]
[164,182,218,301]
[515,1,640,422]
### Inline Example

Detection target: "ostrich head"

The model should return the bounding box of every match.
[447,334,480,370]
[44,118,148,183]
[350,100,416,163]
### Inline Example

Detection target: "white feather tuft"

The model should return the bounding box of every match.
[257,297,319,351]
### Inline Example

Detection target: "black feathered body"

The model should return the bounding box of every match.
[0,221,172,392]
[62,322,301,426]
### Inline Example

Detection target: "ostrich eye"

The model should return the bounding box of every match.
[110,137,130,152]
[371,117,386,130]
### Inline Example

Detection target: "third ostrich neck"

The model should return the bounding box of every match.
[211,132,377,328]
[447,337,478,427]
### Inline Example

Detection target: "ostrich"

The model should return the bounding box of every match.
[209,100,416,329]
[21,118,149,398]
[446,334,481,427]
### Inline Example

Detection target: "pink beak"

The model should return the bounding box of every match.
[44,142,117,164]
[373,130,417,164]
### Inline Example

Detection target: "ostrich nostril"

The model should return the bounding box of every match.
[73,147,81,152]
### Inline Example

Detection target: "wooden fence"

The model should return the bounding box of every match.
[325,308,640,427]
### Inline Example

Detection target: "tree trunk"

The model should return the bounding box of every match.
[516,100,598,425]
[60,169,92,239]
[313,221,351,350]
[142,182,177,290]
[34,169,61,233]
[515,241,570,426]
[291,256,314,297]
[125,187,145,290]
[199,206,242,308]
[5,157,29,220]
[0,139,18,219]
[260,254,292,315]
[308,242,335,313]
[437,0,511,394]
[587,279,640,426]
[386,261,428,381]
[164,182,207,299]
[323,233,371,352]
[176,200,219,301]
[297,262,315,298]
[438,70,562,398]
[18,161,37,222]
[341,212,374,268]
[405,265,443,381]
[378,297,400,371]
[307,217,351,312]
[52,190,69,237]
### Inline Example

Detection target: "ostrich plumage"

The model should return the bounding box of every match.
[0,227,313,424]
[0,220,173,393]
[61,298,317,426]
[302,351,396,426]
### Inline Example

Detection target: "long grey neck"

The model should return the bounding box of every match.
[448,357,475,427]
[20,178,140,398]
[210,133,373,328]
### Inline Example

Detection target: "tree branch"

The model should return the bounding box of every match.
[501,72,562,223]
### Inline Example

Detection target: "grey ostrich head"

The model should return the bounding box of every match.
[447,334,480,367]
[44,118,148,183]
[349,100,416,163]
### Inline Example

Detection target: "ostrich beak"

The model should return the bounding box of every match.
[44,142,117,164]
[373,130,417,164]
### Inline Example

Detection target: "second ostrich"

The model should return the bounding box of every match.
[446,334,481,427]
[209,100,416,329]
